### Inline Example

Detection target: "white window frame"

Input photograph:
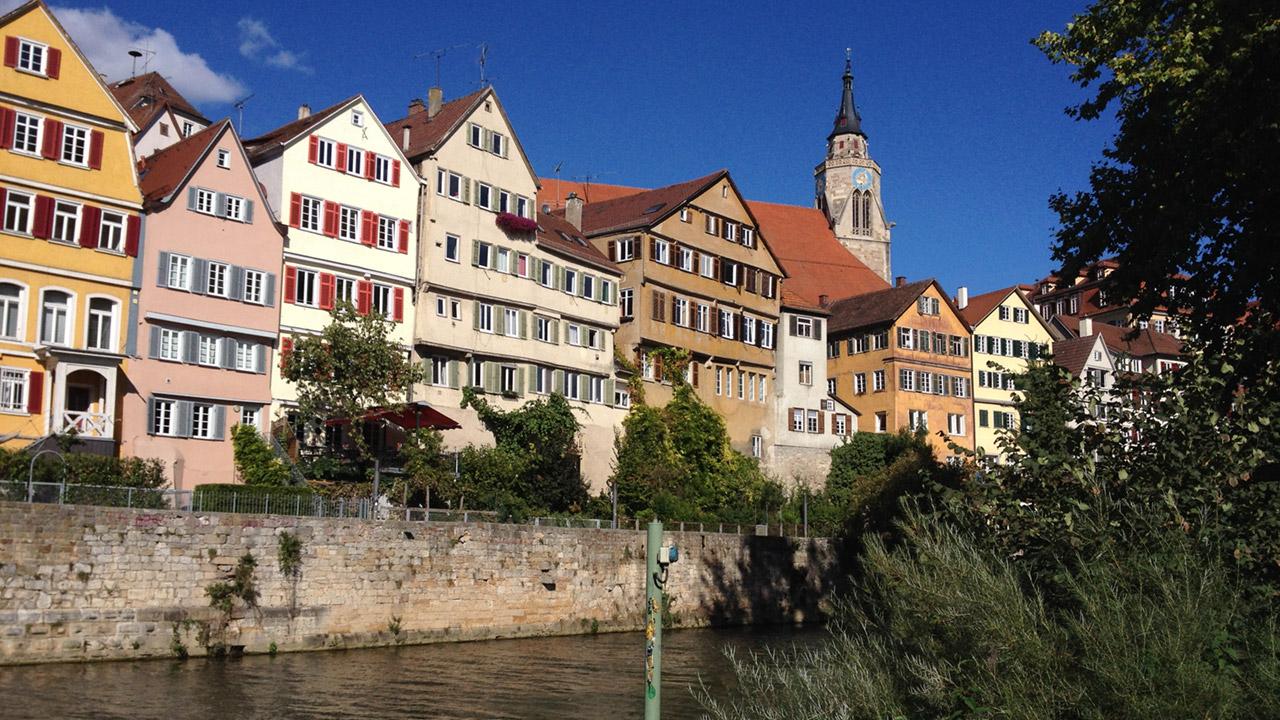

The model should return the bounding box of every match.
[157,328,182,361]
[242,269,265,305]
[60,124,89,167]
[798,362,813,386]
[620,288,634,319]
[16,38,47,76]
[152,398,177,436]
[191,403,216,440]
[0,283,25,341]
[223,195,244,222]
[49,200,79,244]
[477,303,494,333]
[197,335,220,366]
[12,113,41,156]
[235,341,258,372]
[0,367,29,413]
[299,197,322,233]
[338,205,360,242]
[377,216,397,251]
[84,296,117,351]
[652,239,671,265]
[3,191,34,235]
[206,262,230,297]
[504,308,520,338]
[217,149,231,168]
[315,138,336,168]
[294,269,318,307]
[374,155,392,184]
[38,288,73,346]
[445,234,460,263]
[346,146,365,177]
[371,283,392,318]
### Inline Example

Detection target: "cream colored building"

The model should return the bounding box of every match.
[385,88,625,491]
[958,286,1060,461]
[244,96,421,418]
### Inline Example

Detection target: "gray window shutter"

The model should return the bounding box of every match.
[146,396,158,434]
[462,177,471,205]
[605,379,616,406]
[519,311,528,339]
[473,301,480,331]
[815,319,824,339]
[177,400,194,438]
[148,326,162,358]
[243,200,254,224]
[157,251,170,288]
[190,259,207,295]
[484,363,498,393]
[220,338,236,369]
[187,187,199,211]
[528,365,538,393]
[181,332,198,363]
[553,369,564,394]
[214,193,227,218]
[471,240,480,267]
[551,320,559,344]
[255,344,267,373]
[228,266,244,301]
[211,405,226,441]
[448,360,460,389]
[495,307,505,335]
[578,374,587,399]
[264,273,276,307]
[517,366,526,397]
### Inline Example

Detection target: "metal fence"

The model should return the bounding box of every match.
[1,480,809,537]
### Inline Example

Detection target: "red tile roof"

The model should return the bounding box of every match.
[1055,314,1185,358]
[383,89,488,160]
[1051,335,1103,377]
[746,200,887,308]
[576,170,727,236]
[958,286,1017,328]
[827,279,934,333]
[137,119,229,208]
[535,212,621,276]
[537,180,646,210]
[242,95,360,162]
[109,72,210,133]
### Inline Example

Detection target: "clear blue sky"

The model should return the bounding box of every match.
[27,0,1111,295]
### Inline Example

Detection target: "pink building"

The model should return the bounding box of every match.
[119,120,284,490]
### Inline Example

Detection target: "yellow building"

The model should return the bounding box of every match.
[0,1,142,451]
[958,286,1060,461]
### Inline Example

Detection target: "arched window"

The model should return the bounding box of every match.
[86,297,118,351]
[861,191,872,234]
[0,282,23,340]
[40,290,71,346]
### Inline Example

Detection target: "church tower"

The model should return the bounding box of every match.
[815,56,892,282]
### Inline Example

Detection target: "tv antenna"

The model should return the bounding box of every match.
[478,42,489,87]
[414,43,473,88]
[233,93,255,133]
[127,47,154,77]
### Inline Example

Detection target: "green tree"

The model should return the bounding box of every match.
[1035,0,1280,352]
[280,304,424,462]
[230,424,291,486]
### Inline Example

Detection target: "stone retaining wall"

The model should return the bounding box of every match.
[0,502,838,665]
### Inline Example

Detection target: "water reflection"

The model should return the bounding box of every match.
[0,625,823,719]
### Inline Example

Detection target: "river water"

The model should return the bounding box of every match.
[0,625,823,719]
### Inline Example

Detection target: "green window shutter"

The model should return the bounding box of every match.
[495,306,506,335]
[484,363,499,393]
[578,375,587,399]
[449,360,460,389]
[551,320,559,344]
[462,177,472,205]
[553,369,564,394]
[473,300,481,330]
[517,367,526,397]
[528,365,538,393]
[555,266,564,291]
[519,311,528,339]
[605,378,616,406]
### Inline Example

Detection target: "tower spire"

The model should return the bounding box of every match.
[829,49,864,139]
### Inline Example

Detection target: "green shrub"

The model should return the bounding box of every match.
[231,424,291,486]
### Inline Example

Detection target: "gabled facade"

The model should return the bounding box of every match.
[0,0,143,451]
[826,279,974,459]
[1052,332,1116,393]
[574,170,784,461]
[1052,315,1185,377]
[958,286,1059,461]
[385,87,625,490]
[244,96,421,421]
[119,120,284,490]
[109,72,211,159]
[1030,258,1184,336]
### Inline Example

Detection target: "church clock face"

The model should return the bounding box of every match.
[852,167,873,190]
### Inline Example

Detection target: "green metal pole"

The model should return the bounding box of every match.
[644,520,663,719]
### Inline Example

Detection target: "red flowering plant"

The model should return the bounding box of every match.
[496,212,539,234]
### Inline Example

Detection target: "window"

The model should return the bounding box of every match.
[721,260,738,286]
[85,297,116,351]
[534,366,551,395]
[242,270,265,304]
[791,408,805,432]
[715,367,723,396]
[695,304,709,333]
[586,327,602,350]
[719,309,735,339]
[539,260,553,287]
[315,138,335,168]
[751,435,762,458]
[0,284,22,340]
[589,376,604,403]
[16,38,47,74]
[793,317,814,338]
[798,361,813,386]
[741,228,755,248]
[516,254,530,279]
[426,357,449,387]
[723,221,738,242]
[500,365,517,394]
[743,316,757,344]
[873,370,885,391]
[371,284,392,318]
[757,375,766,401]
[193,189,217,215]
[503,308,520,338]
[898,327,913,349]
[346,146,364,177]
[191,403,216,439]
[704,214,718,235]
[738,371,746,399]
[564,371,581,400]
[680,208,690,223]
[235,341,258,372]
[476,182,494,210]
[600,279,615,305]
[875,412,887,433]
[197,335,219,366]
[567,324,581,346]
[300,197,322,232]
[761,322,775,349]
[672,297,688,327]
[563,269,577,295]
[652,239,670,265]
[947,414,965,436]
[475,242,492,268]
[217,149,230,168]
[489,131,506,156]
[700,253,715,278]
[1014,308,1028,324]
[39,290,71,345]
[374,155,392,184]
[998,306,1011,321]
[834,414,848,436]
[157,328,181,361]
[13,113,40,155]
[615,288,634,320]
[477,303,494,332]
[806,410,820,433]
[440,171,463,200]
[498,190,511,214]
[0,368,28,412]
[3,191,33,235]
[48,201,78,244]
[292,269,317,307]
[445,234,460,262]
[677,245,693,272]
[920,372,933,394]
[615,386,631,408]
[203,262,228,297]
[376,216,397,251]
[60,125,88,166]
[151,399,176,436]
[533,316,551,343]
[615,236,636,261]
[182,121,195,137]
[435,297,447,317]
[827,378,836,395]
[899,368,915,392]
[581,274,595,300]
[909,410,928,431]
[917,297,941,315]
[854,373,867,394]
[223,196,244,222]
[471,359,485,388]
[516,195,531,219]
[335,206,359,242]
[240,406,260,430]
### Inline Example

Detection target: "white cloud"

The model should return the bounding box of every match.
[0,1,246,104]
[237,17,313,74]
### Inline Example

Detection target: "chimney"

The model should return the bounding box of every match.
[819,294,830,307]
[401,126,411,152]
[1079,317,1093,337]
[895,276,907,288]
[297,104,311,120]
[408,98,425,115]
[427,87,443,119]
[956,286,969,310]
[564,192,584,231]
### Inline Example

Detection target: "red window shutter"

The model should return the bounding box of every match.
[279,337,293,369]
[308,135,318,164]
[356,280,372,315]
[3,37,17,68]
[0,107,14,150]
[360,210,376,246]
[392,160,401,187]
[87,130,104,170]
[393,287,404,322]
[397,219,409,253]
[124,215,140,257]
[26,370,43,415]
[32,195,53,239]
[319,273,335,310]
[289,192,302,228]
[322,201,338,237]
[40,120,60,159]
[79,205,100,248]
[364,153,375,180]
[45,48,61,79]
[284,266,297,304]
[336,143,347,173]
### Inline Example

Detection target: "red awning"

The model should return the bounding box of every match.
[324,401,461,430]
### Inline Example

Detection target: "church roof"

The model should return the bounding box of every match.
[829,58,864,139]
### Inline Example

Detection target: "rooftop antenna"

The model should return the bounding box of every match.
[414,43,473,88]
[232,93,254,133]
[552,162,563,208]
[478,42,489,88]
[128,50,143,78]
[129,46,155,76]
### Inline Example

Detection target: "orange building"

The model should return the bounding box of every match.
[826,278,974,458]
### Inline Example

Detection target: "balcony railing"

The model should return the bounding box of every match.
[60,411,112,438]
